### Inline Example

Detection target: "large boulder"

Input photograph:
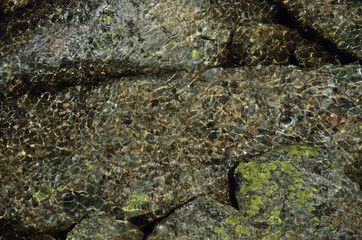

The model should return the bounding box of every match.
[0,0,349,99]
[0,0,229,99]
[234,143,362,239]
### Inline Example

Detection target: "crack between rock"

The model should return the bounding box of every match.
[228,161,240,211]
[268,0,360,65]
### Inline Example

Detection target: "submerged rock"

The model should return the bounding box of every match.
[66,214,143,240]
[230,22,335,66]
[0,0,349,99]
[0,64,360,238]
[147,196,257,240]
[274,0,362,60]
[0,0,361,239]
[234,143,362,239]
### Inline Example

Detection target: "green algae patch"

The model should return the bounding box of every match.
[271,184,279,191]
[191,49,201,59]
[171,40,179,46]
[266,208,282,226]
[235,161,277,194]
[325,160,336,168]
[33,187,54,203]
[221,232,230,240]
[225,215,251,237]
[312,217,320,226]
[165,193,173,201]
[246,194,266,219]
[294,190,314,208]
[329,30,336,38]
[225,215,243,225]
[280,161,294,173]
[56,185,67,192]
[234,146,322,237]
[308,205,315,212]
[214,223,223,234]
[97,15,113,25]
[3,68,11,74]
[272,143,319,158]
[80,219,89,229]
[67,228,78,237]
[122,193,150,212]
[235,225,251,237]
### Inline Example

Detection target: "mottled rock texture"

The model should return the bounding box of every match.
[147,196,257,240]
[0,0,361,239]
[234,143,361,239]
[66,214,143,240]
[274,0,361,60]
[148,144,362,239]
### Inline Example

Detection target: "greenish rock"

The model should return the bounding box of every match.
[234,144,362,239]
[0,0,234,99]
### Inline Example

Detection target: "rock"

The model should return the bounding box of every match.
[147,196,257,240]
[230,22,335,66]
[66,214,143,240]
[0,0,231,99]
[274,0,362,60]
[0,0,347,99]
[234,143,362,239]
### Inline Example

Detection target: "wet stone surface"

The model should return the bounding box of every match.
[273,0,362,60]
[147,195,257,240]
[147,144,362,239]
[0,65,361,238]
[66,214,143,240]
[1,0,357,99]
[0,0,361,239]
[234,143,362,240]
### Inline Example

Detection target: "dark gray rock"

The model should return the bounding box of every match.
[147,196,257,240]
[234,143,362,239]
[66,214,143,240]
